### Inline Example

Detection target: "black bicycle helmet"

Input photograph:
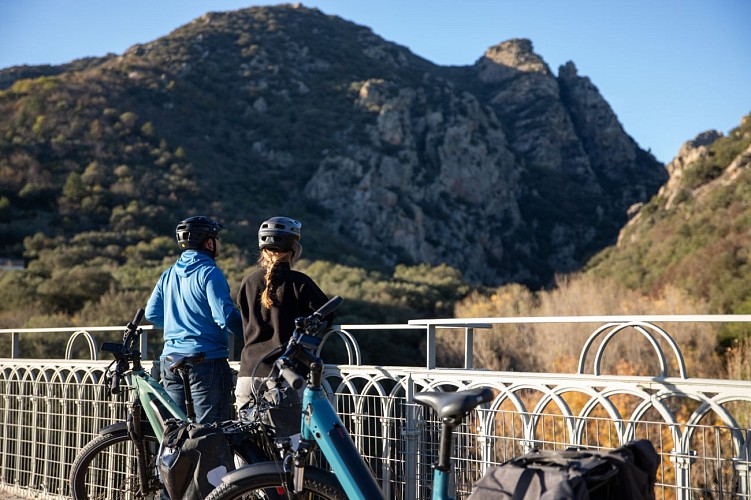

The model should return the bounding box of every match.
[175,216,223,250]
[258,216,301,252]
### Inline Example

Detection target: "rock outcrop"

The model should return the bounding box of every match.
[0,5,667,287]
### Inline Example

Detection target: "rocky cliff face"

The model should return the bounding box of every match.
[0,5,667,287]
[306,37,666,284]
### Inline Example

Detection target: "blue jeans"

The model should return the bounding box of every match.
[160,357,233,424]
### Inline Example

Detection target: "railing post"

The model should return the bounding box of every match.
[426,324,436,369]
[402,375,418,500]
[734,459,749,497]
[670,449,696,500]
[464,327,474,369]
[11,332,19,358]
[140,329,149,360]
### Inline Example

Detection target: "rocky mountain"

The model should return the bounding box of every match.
[586,113,751,313]
[0,4,666,288]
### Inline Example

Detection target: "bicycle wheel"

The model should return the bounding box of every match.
[69,427,161,499]
[205,462,347,500]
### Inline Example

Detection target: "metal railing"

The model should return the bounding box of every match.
[1,316,751,499]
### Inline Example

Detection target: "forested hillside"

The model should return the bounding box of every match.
[0,5,663,328]
[0,5,748,377]
[587,114,751,318]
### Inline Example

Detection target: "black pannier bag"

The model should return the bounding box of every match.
[467,439,660,500]
[159,419,236,499]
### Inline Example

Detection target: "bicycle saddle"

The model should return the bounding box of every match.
[166,352,206,372]
[414,387,493,419]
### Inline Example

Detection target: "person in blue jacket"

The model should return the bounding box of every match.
[145,216,242,424]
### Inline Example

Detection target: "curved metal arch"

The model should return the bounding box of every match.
[384,375,418,419]
[487,384,532,417]
[352,374,406,499]
[346,373,392,421]
[480,384,535,451]
[63,364,97,388]
[71,365,107,401]
[549,386,626,446]
[65,330,99,360]
[17,366,37,387]
[320,329,362,365]
[30,366,55,397]
[515,385,577,446]
[59,368,85,406]
[358,375,404,417]
[0,366,12,383]
[647,390,746,460]
[416,379,469,393]
[578,321,687,378]
[597,325,668,377]
[330,372,381,419]
[611,388,681,446]
[330,373,388,453]
[681,395,747,460]
[456,382,515,467]
[703,394,751,461]
[4,365,28,387]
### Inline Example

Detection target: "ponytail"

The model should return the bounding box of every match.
[259,248,295,309]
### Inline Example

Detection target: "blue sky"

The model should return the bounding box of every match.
[1,0,749,164]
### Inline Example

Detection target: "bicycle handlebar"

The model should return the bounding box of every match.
[102,308,146,395]
[127,309,145,333]
[110,365,122,394]
[272,296,343,388]
[280,360,306,390]
[314,295,342,320]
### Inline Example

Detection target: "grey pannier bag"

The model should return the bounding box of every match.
[467,440,659,500]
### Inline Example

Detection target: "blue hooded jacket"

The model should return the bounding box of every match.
[145,250,242,360]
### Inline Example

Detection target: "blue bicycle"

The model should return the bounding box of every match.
[205,296,493,500]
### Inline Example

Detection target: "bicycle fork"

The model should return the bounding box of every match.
[126,400,152,497]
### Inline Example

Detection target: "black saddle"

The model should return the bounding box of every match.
[414,387,493,420]
[166,352,206,373]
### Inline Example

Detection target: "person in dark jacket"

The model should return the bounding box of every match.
[235,216,331,416]
[145,216,242,424]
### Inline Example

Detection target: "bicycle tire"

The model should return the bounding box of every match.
[69,427,162,499]
[70,426,269,499]
[205,463,348,500]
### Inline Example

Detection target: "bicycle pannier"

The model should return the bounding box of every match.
[159,419,235,499]
[467,439,659,500]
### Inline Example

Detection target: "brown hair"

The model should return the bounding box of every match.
[259,247,295,309]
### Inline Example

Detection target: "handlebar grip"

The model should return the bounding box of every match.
[281,366,305,391]
[315,295,342,318]
[131,309,145,328]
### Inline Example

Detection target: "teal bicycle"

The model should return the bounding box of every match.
[205,296,493,500]
[69,310,275,499]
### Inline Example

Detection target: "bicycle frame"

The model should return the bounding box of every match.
[215,296,490,500]
[124,365,188,441]
[295,372,383,500]
[100,310,188,442]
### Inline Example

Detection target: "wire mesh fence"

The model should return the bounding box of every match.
[0,359,749,498]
